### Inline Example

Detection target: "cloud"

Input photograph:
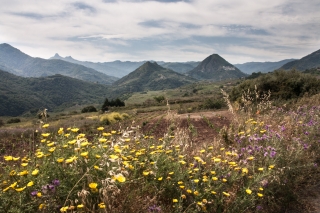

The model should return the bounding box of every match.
[0,0,319,63]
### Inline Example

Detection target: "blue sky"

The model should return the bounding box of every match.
[0,0,319,63]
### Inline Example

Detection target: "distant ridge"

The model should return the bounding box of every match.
[112,61,196,94]
[234,59,296,74]
[0,43,117,84]
[187,54,247,81]
[279,49,320,71]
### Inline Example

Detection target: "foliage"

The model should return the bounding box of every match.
[81,106,97,113]
[0,119,4,127]
[230,70,320,105]
[6,118,21,124]
[100,112,129,125]
[153,96,165,103]
[199,98,225,110]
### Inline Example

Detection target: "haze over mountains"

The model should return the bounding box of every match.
[1,42,320,116]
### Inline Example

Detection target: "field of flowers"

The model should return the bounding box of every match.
[1,100,320,212]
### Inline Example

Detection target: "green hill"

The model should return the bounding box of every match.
[0,43,117,84]
[159,62,199,74]
[187,54,247,81]
[234,59,296,74]
[0,69,110,116]
[280,49,320,71]
[112,62,196,96]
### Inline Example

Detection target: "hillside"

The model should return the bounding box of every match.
[159,61,199,74]
[234,59,296,74]
[112,61,196,95]
[280,48,320,71]
[0,69,110,116]
[187,54,247,81]
[0,43,117,84]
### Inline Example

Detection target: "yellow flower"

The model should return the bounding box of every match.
[194,191,199,196]
[15,186,26,192]
[199,149,205,153]
[60,206,69,212]
[37,192,42,197]
[42,124,49,128]
[41,133,50,137]
[257,193,263,197]
[27,181,34,187]
[3,186,10,192]
[143,171,150,176]
[113,174,126,183]
[4,155,13,161]
[259,187,264,191]
[98,203,106,209]
[19,170,28,176]
[194,179,199,183]
[179,160,186,164]
[211,191,217,194]
[178,181,183,185]
[246,188,252,194]
[89,182,98,189]
[242,168,249,174]
[57,158,64,163]
[48,147,56,152]
[47,142,55,147]
[80,151,88,157]
[109,154,119,159]
[223,192,230,197]
[68,140,77,145]
[99,138,107,143]
[269,165,275,169]
[258,168,264,171]
[181,194,186,199]
[10,182,18,188]
[32,169,39,176]
[103,132,111,137]
[168,172,174,175]
[111,130,117,134]
[71,128,79,132]
[97,127,104,131]
[187,189,192,194]
[172,199,178,203]
[9,170,16,176]
[95,154,101,159]
[212,177,218,181]
[80,141,89,147]
[125,138,130,142]
[13,157,20,161]
[58,128,64,134]
[21,163,28,167]
[247,156,254,160]
[77,204,84,208]
[158,177,163,181]
[39,204,45,210]
[213,158,221,163]
[222,178,227,182]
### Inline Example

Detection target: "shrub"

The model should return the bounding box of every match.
[100,112,129,125]
[81,105,97,113]
[7,118,21,124]
[0,119,4,127]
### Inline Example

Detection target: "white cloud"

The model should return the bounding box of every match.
[0,0,319,63]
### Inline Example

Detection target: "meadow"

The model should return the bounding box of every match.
[0,80,320,213]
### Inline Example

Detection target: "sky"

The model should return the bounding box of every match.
[0,0,320,64]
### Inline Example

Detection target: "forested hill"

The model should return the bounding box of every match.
[0,69,109,116]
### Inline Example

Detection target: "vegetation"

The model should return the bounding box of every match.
[6,118,21,124]
[81,106,97,113]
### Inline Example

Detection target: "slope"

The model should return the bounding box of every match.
[187,54,247,81]
[280,49,320,71]
[234,59,296,74]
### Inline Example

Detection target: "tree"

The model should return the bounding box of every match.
[81,106,97,113]
[101,98,109,111]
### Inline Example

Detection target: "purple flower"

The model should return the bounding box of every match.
[148,205,161,212]
[270,151,276,158]
[264,152,268,157]
[31,191,38,196]
[257,205,263,211]
[52,179,60,186]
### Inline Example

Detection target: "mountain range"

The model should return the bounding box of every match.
[0,43,117,84]
[234,59,296,74]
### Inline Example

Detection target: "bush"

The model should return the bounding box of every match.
[100,112,129,125]
[7,118,21,124]
[81,106,97,113]
[0,119,4,127]
[199,98,225,109]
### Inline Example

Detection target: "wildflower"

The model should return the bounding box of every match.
[15,186,26,192]
[37,192,42,197]
[246,188,252,194]
[143,171,150,176]
[173,199,178,203]
[31,191,38,196]
[99,138,107,143]
[80,151,88,157]
[259,187,263,191]
[80,141,89,147]
[77,204,84,208]
[39,204,45,210]
[57,158,64,163]
[4,155,13,161]
[213,158,221,163]
[60,206,69,212]
[181,194,186,199]
[178,181,183,185]
[223,192,230,197]
[32,169,39,176]
[222,178,227,182]
[113,174,126,183]
[52,179,60,186]
[212,177,218,181]
[27,181,34,187]
[48,147,56,152]
[194,191,199,196]
[10,182,18,188]
[19,170,28,176]
[211,191,217,194]
[258,168,264,171]
[89,182,98,189]
[42,124,49,128]
[41,133,50,137]
[9,170,16,176]
[168,172,174,175]
[47,142,55,147]
[269,165,275,169]
[199,149,205,153]
[97,127,104,131]
[187,189,192,193]
[158,177,163,181]
[257,193,263,197]
[71,128,79,132]
[194,179,199,183]
[58,128,64,134]
[242,168,249,174]
[179,160,187,164]
[98,203,106,209]
[247,156,254,160]
[13,157,20,161]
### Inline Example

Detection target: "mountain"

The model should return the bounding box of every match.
[159,62,200,74]
[187,54,247,81]
[0,43,117,84]
[280,49,320,71]
[0,69,110,116]
[112,61,196,94]
[234,59,296,74]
